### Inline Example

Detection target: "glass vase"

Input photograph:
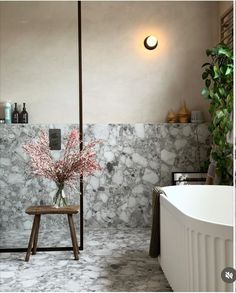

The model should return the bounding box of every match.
[53,183,67,208]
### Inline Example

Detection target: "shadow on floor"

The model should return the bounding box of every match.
[98,249,172,292]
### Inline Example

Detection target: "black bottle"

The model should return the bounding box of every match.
[12,103,20,123]
[20,103,28,123]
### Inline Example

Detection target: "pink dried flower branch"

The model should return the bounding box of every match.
[22,129,102,188]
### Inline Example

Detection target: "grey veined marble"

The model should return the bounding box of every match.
[0,123,210,236]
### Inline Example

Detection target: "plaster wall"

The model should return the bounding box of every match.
[0,1,220,123]
[0,1,79,123]
[83,1,219,123]
[219,1,233,16]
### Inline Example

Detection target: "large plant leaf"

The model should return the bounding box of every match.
[218,47,233,58]
[202,62,211,68]
[225,66,233,75]
[206,49,211,56]
[205,79,211,87]
[202,72,208,80]
[218,87,225,96]
[213,65,220,78]
[201,87,209,98]
[215,110,224,119]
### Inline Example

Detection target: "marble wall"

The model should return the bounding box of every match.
[0,123,210,235]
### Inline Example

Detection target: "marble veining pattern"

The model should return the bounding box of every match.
[0,228,172,292]
[0,123,210,235]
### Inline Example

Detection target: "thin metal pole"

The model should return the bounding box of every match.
[78,0,83,251]
[0,3,84,255]
[0,247,74,253]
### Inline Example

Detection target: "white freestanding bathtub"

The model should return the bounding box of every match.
[159,185,233,292]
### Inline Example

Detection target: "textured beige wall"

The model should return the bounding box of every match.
[83,1,219,123]
[218,1,233,37]
[219,1,233,16]
[0,1,221,123]
[0,1,79,123]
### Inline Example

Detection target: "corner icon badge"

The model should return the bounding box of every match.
[221,267,236,283]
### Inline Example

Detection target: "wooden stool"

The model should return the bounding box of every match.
[25,205,80,261]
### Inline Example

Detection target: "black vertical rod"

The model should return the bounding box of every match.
[78,0,83,250]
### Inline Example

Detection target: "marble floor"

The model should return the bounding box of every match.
[0,228,172,292]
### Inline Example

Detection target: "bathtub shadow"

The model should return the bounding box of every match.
[97,249,173,292]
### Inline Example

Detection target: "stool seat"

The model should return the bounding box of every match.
[26,205,80,215]
[25,204,80,262]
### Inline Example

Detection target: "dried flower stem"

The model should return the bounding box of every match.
[23,129,101,189]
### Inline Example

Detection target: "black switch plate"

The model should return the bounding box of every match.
[49,129,61,150]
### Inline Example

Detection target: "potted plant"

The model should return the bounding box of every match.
[201,43,233,185]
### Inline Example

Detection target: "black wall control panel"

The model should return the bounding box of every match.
[49,129,61,150]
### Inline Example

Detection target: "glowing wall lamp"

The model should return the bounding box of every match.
[144,35,158,50]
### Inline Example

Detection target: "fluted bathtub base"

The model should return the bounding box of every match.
[159,186,233,292]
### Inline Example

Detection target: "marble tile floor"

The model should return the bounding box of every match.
[0,228,172,292]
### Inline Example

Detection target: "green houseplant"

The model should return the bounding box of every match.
[201,43,233,185]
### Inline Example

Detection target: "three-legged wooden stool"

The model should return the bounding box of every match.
[25,205,80,261]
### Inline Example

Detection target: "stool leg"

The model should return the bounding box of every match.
[67,214,79,260]
[32,215,41,255]
[25,216,37,262]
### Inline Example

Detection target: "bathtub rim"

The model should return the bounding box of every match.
[160,185,233,229]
